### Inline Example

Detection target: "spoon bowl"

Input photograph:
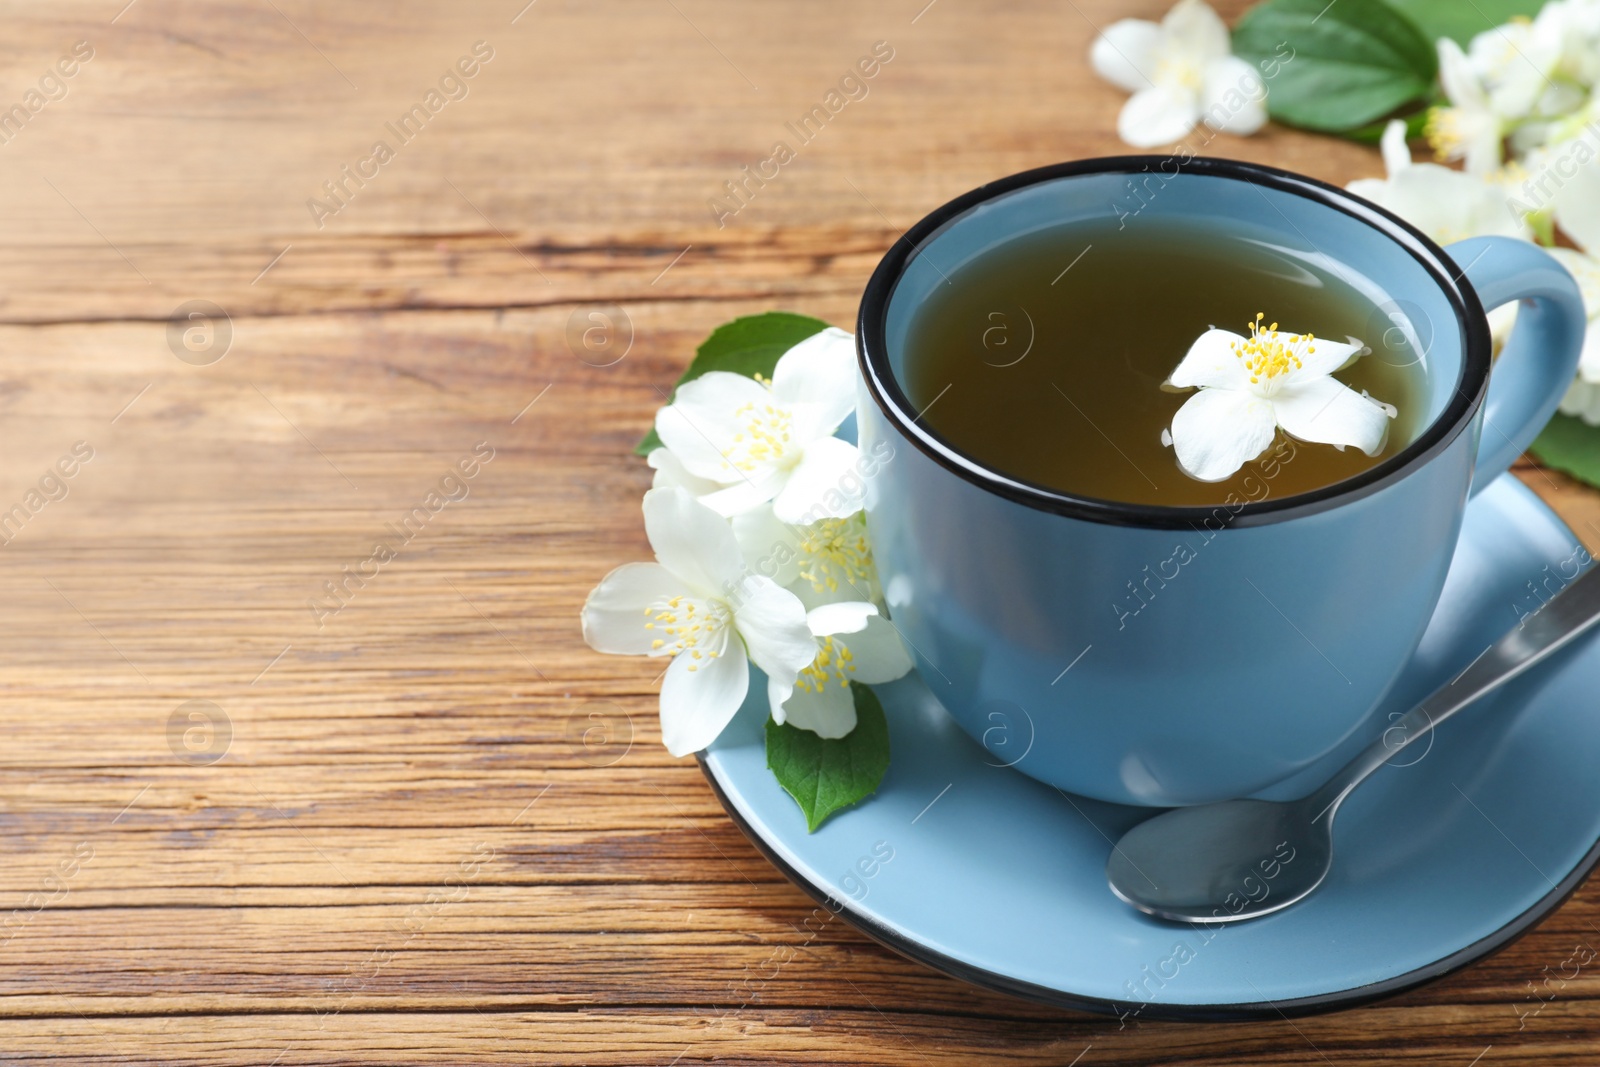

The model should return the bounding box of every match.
[1107,798,1331,923]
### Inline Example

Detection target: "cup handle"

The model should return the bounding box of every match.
[1444,236,1587,496]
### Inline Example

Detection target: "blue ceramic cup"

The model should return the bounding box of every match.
[855,157,1586,807]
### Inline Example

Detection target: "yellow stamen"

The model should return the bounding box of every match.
[794,635,859,693]
[643,593,731,662]
[723,392,796,473]
[796,516,876,595]
[1424,107,1465,161]
[1230,312,1314,392]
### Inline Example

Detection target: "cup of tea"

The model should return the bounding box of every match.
[855,156,1585,806]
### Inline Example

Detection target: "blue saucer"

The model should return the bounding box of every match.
[700,475,1600,1020]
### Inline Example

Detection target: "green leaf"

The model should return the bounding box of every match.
[1382,0,1548,47]
[1530,412,1600,489]
[765,683,891,832]
[1232,0,1438,133]
[634,311,832,455]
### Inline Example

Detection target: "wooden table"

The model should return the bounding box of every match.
[4,0,1600,1062]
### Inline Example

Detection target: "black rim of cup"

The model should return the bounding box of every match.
[855,155,1494,530]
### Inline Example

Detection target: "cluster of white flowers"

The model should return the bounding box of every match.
[1405,0,1600,422]
[1440,1,1600,425]
[581,328,912,757]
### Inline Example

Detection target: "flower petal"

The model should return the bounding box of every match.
[582,562,691,655]
[1438,38,1488,111]
[1488,301,1519,352]
[653,372,773,482]
[731,576,817,688]
[1561,378,1600,423]
[1346,177,1392,207]
[772,436,865,523]
[1164,0,1230,62]
[766,672,792,724]
[1554,156,1600,255]
[1169,387,1278,481]
[771,675,859,739]
[732,503,803,587]
[1168,329,1250,390]
[1583,320,1600,383]
[647,447,723,495]
[806,600,877,637]
[1117,84,1201,148]
[1547,247,1600,319]
[1281,334,1366,383]
[840,615,914,685]
[695,467,787,517]
[1200,55,1266,136]
[643,486,744,596]
[1090,18,1162,93]
[771,327,857,441]
[659,627,748,757]
[1352,162,1526,245]
[1460,113,1505,177]
[1385,166,1502,242]
[1539,253,1600,379]
[1468,22,1559,119]
[1449,174,1528,240]
[1378,119,1411,176]
[1272,377,1393,455]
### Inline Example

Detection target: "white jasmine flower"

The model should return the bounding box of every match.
[1426,39,1506,175]
[1547,246,1600,424]
[1465,13,1566,121]
[731,504,913,736]
[652,327,865,523]
[770,600,914,739]
[581,487,818,757]
[1348,120,1528,243]
[732,504,883,604]
[1090,0,1265,148]
[1166,313,1394,482]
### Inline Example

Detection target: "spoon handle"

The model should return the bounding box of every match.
[1310,561,1600,820]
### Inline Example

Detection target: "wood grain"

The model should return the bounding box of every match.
[2,0,1598,1063]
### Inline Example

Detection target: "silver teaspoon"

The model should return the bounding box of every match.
[1107,563,1600,924]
